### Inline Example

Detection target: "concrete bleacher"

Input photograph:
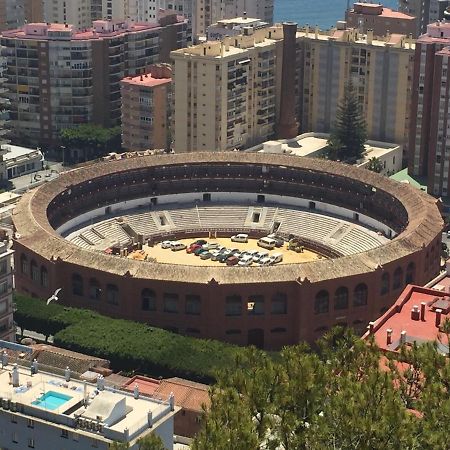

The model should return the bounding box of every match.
[67,203,389,256]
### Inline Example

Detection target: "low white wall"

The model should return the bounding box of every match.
[58,192,396,238]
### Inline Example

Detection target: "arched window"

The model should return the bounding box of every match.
[314,290,329,314]
[106,284,119,305]
[20,254,28,275]
[334,287,348,310]
[380,273,390,296]
[225,295,242,316]
[353,283,368,307]
[40,266,48,288]
[30,260,39,283]
[142,289,156,311]
[248,295,264,315]
[405,262,415,285]
[72,274,84,296]
[89,278,101,300]
[393,267,403,290]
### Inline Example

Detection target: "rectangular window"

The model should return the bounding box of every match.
[185,295,201,315]
[61,429,69,438]
[225,295,242,316]
[163,293,179,313]
[271,293,287,314]
[248,295,264,315]
[28,438,35,448]
[27,418,34,428]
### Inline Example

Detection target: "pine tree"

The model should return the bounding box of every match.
[327,80,367,162]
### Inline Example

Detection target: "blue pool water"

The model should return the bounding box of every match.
[31,391,73,410]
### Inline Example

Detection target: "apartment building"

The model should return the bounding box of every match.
[0,16,188,148]
[171,25,284,152]
[121,64,172,151]
[0,56,8,148]
[408,21,450,196]
[296,26,415,161]
[346,2,417,37]
[207,16,269,41]
[0,242,14,342]
[398,0,450,35]
[0,0,43,32]
[0,341,178,449]
[42,0,165,28]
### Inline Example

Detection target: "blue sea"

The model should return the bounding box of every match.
[274,0,398,29]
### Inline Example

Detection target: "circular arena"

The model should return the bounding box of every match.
[12,152,443,349]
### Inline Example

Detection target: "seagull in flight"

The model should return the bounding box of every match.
[47,288,62,305]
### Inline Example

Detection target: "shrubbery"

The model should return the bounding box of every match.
[14,294,240,383]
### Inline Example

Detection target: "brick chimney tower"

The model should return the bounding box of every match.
[277,22,299,139]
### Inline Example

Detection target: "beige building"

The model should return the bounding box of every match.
[121,64,172,151]
[171,25,284,152]
[296,26,415,161]
[0,241,14,341]
[0,0,43,32]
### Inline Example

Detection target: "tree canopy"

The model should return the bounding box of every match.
[366,156,383,173]
[193,328,450,450]
[326,80,367,162]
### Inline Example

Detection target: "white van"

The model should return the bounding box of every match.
[258,257,272,266]
[270,252,283,264]
[231,233,249,243]
[171,241,187,251]
[257,237,277,250]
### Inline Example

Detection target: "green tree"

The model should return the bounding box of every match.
[366,156,383,173]
[60,124,122,163]
[192,329,448,450]
[326,80,367,162]
[137,433,166,449]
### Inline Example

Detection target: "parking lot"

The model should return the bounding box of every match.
[132,237,323,267]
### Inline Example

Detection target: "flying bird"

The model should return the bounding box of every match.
[46,288,62,305]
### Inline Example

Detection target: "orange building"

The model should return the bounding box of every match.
[121,64,173,152]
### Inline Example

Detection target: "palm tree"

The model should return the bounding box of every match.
[366,157,383,173]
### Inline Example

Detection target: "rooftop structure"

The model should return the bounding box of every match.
[1,144,43,180]
[364,284,449,355]
[0,242,13,342]
[345,2,417,37]
[0,340,178,449]
[206,16,269,40]
[252,133,403,177]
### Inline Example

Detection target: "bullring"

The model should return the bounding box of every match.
[12,152,443,349]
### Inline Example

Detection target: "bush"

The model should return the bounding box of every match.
[14,294,240,383]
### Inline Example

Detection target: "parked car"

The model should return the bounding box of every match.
[238,255,253,266]
[194,247,208,256]
[187,244,201,254]
[268,234,284,247]
[226,256,239,266]
[253,251,269,262]
[258,257,272,266]
[193,239,208,246]
[269,252,283,264]
[231,233,249,243]
[257,237,277,250]
[218,252,232,263]
[161,241,172,249]
[171,242,187,251]
[200,251,212,260]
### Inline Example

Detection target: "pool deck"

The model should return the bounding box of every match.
[0,362,176,441]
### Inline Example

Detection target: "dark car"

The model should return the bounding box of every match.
[194,239,207,246]
[226,256,239,266]
[194,247,208,256]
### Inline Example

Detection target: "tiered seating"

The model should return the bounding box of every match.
[93,221,132,246]
[196,205,249,228]
[123,212,159,236]
[335,227,386,255]
[167,208,201,230]
[69,235,94,249]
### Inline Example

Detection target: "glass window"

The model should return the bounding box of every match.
[163,293,178,313]
[247,295,264,315]
[353,283,368,307]
[225,295,242,316]
[405,262,415,285]
[21,255,28,275]
[72,274,84,296]
[393,267,403,290]
[89,279,101,300]
[30,261,39,283]
[141,289,156,311]
[41,266,48,288]
[314,290,329,314]
[334,287,348,310]
[271,293,287,314]
[106,284,119,305]
[185,294,201,315]
[380,273,390,295]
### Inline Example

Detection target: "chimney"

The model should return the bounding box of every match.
[65,366,71,382]
[420,302,426,321]
[367,29,373,45]
[11,364,19,387]
[147,411,153,427]
[368,321,375,333]
[243,11,247,19]
[386,328,393,345]
[305,24,309,37]
[276,22,299,139]
[1,351,7,368]
[315,25,319,39]
[134,383,140,399]
[400,330,407,345]
[169,392,175,411]
[435,308,442,328]
[140,75,143,81]
[411,305,420,321]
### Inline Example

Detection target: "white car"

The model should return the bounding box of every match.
[161,240,172,249]
[269,253,283,264]
[238,255,253,266]
[258,257,272,266]
[231,233,249,243]
[171,242,187,251]
[253,251,269,262]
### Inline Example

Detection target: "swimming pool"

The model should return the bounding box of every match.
[32,391,73,410]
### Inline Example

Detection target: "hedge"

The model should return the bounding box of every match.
[14,294,241,383]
